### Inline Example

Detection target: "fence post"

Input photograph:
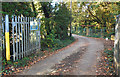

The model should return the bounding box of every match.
[86,27,89,36]
[25,17,28,55]
[15,16,18,60]
[39,18,41,49]
[12,15,15,61]
[18,16,21,59]
[5,15,10,61]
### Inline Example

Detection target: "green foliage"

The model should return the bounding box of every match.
[41,30,61,49]
[102,31,115,39]
[41,35,75,51]
[40,2,73,51]
[2,2,37,17]
[40,2,53,18]
[69,2,120,36]
[104,48,114,55]
[54,3,72,39]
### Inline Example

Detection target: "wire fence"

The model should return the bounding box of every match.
[72,25,115,38]
[72,26,103,37]
[1,15,41,61]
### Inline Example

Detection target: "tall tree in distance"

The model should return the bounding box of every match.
[40,2,53,36]
[54,3,72,39]
[31,2,37,17]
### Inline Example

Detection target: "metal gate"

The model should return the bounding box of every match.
[1,15,41,61]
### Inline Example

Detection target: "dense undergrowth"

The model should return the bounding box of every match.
[41,31,75,51]
[2,36,75,75]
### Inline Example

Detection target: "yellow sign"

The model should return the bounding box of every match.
[111,35,115,40]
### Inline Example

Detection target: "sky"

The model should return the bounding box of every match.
[51,0,61,7]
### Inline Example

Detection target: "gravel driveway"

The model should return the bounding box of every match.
[17,34,104,75]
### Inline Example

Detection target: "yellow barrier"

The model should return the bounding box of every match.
[5,32,10,60]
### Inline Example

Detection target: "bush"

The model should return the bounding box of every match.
[41,33,75,51]
[41,30,60,50]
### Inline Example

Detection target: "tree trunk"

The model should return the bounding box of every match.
[31,2,37,16]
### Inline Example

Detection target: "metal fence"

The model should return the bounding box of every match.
[72,26,103,36]
[1,15,41,61]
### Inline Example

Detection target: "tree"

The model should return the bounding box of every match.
[40,2,53,36]
[2,2,37,17]
[69,2,120,35]
[54,3,72,39]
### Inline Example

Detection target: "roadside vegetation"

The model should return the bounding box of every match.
[97,39,115,75]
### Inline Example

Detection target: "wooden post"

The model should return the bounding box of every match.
[86,27,89,36]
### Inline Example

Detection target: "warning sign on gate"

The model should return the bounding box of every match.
[30,20,38,31]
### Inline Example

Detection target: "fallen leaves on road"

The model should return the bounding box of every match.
[2,38,78,75]
[49,46,88,75]
[95,38,115,75]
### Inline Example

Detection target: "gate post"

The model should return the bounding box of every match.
[5,15,10,61]
[114,14,120,76]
